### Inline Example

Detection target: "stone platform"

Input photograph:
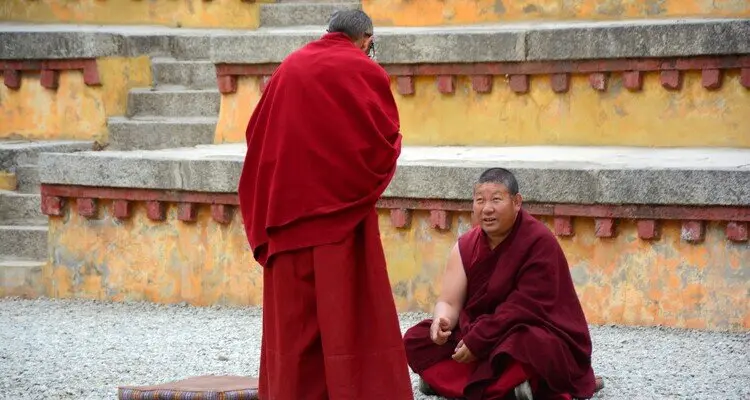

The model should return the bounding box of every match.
[29,145,750,331]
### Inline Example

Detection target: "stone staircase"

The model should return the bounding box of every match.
[0,140,92,297]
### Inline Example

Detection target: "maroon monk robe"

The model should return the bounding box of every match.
[237,32,413,400]
[404,209,597,399]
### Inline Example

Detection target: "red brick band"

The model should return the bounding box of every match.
[40,184,750,242]
[2,59,101,90]
[215,56,750,95]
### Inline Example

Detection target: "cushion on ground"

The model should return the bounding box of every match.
[118,375,259,400]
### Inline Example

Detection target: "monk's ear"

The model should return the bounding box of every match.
[513,193,523,211]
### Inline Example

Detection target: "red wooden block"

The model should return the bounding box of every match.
[436,75,455,94]
[594,218,616,238]
[146,201,166,221]
[637,219,660,240]
[509,74,529,94]
[660,70,682,90]
[389,209,411,229]
[471,75,493,94]
[76,198,97,218]
[82,60,101,86]
[396,76,415,95]
[40,69,59,89]
[725,221,748,242]
[178,203,198,222]
[741,68,750,89]
[681,220,705,243]
[217,75,237,94]
[622,70,643,91]
[550,73,569,93]
[429,210,451,231]
[41,196,64,216]
[211,204,234,224]
[701,69,722,90]
[259,75,271,93]
[112,200,131,219]
[589,72,608,91]
[554,216,574,237]
[4,69,20,90]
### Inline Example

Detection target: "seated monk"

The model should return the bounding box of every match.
[403,168,603,400]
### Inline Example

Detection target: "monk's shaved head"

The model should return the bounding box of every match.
[476,168,519,195]
[327,10,374,40]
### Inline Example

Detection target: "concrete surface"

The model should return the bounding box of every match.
[151,59,217,89]
[260,2,361,27]
[0,140,94,172]
[1,19,747,62]
[125,88,220,118]
[38,145,750,206]
[107,117,217,151]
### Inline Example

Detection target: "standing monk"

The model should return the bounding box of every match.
[237,10,413,400]
[403,168,603,400]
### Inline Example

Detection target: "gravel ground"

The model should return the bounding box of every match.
[1,298,748,400]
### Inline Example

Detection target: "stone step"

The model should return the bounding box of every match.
[260,2,361,27]
[0,140,94,172]
[0,191,44,224]
[108,116,217,150]
[0,225,47,260]
[126,88,220,118]
[0,258,45,298]
[15,165,40,194]
[152,58,216,89]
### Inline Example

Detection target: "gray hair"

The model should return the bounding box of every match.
[327,10,374,40]
[476,168,519,195]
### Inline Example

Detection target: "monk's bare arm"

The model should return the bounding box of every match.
[432,243,468,330]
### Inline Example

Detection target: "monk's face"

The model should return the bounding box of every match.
[472,182,522,237]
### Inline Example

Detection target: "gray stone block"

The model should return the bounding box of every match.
[126,89,220,117]
[152,59,217,89]
[169,35,213,60]
[260,2,361,27]
[0,30,123,60]
[527,18,750,60]
[0,191,43,225]
[0,141,94,171]
[107,117,217,150]
[14,165,40,194]
[0,225,47,260]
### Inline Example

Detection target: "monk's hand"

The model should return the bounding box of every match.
[429,317,452,346]
[452,340,477,364]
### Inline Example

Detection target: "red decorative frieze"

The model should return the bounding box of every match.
[701,69,722,90]
[637,220,660,240]
[215,56,750,95]
[622,70,643,91]
[589,72,608,91]
[41,195,64,216]
[550,73,570,93]
[436,75,455,94]
[681,220,705,243]
[178,203,198,222]
[594,218,616,238]
[554,216,574,237]
[76,198,97,218]
[211,204,234,224]
[726,222,748,242]
[112,200,130,219]
[396,76,414,95]
[429,210,451,231]
[471,75,493,94]
[390,208,411,229]
[660,70,682,90]
[146,201,166,221]
[508,74,529,94]
[2,59,100,90]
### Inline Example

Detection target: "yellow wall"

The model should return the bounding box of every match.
[216,71,750,147]
[363,0,750,26]
[0,0,270,29]
[0,57,151,143]
[45,200,749,331]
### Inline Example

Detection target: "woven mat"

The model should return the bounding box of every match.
[118,375,259,400]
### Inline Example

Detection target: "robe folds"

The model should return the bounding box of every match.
[404,210,597,400]
[237,32,413,400]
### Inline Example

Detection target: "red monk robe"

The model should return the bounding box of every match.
[237,15,413,400]
[404,169,598,400]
